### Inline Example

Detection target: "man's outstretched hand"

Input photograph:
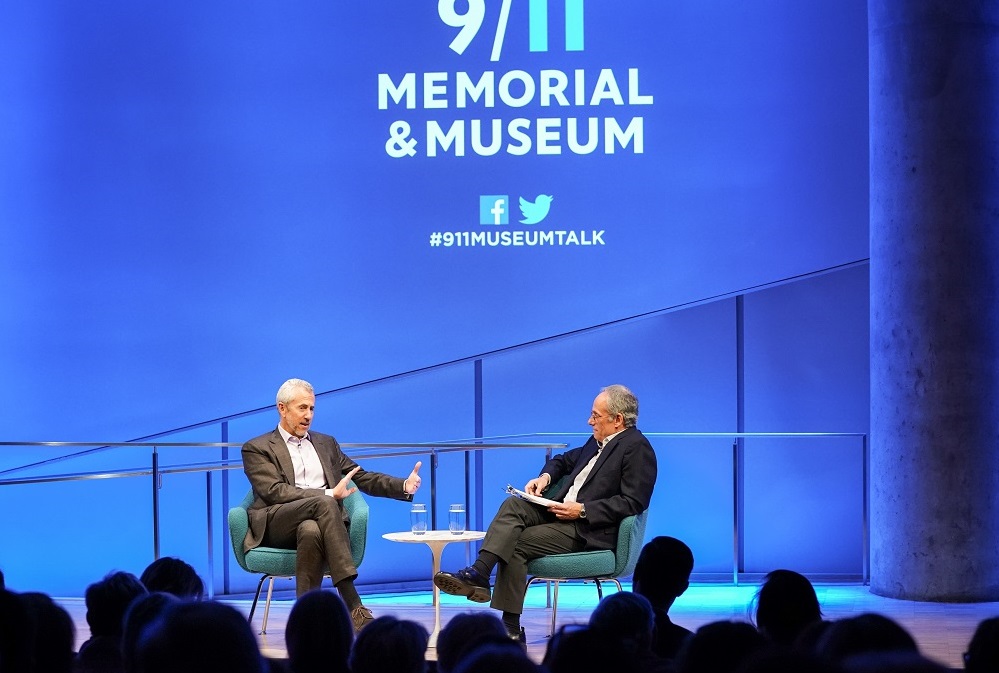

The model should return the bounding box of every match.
[331,466,361,499]
[404,461,422,495]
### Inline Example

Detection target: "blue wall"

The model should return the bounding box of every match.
[0,265,870,595]
[0,0,871,595]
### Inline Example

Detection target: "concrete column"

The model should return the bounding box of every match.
[869,1,999,600]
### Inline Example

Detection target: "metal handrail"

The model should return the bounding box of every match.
[0,440,568,597]
[0,431,869,592]
[465,431,870,584]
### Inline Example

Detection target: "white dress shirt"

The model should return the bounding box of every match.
[562,429,623,503]
[278,426,330,492]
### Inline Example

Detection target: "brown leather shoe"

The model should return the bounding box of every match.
[351,605,374,632]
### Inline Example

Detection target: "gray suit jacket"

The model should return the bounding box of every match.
[241,428,412,551]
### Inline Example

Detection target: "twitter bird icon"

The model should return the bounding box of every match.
[519,194,554,224]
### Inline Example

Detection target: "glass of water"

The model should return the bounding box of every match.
[410,503,427,535]
[449,503,466,535]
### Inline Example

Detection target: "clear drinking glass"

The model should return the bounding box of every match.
[449,503,466,535]
[410,503,427,535]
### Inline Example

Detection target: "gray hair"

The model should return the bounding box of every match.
[602,384,638,427]
[276,378,314,405]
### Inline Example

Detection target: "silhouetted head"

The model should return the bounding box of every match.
[349,615,428,673]
[285,589,353,673]
[543,624,638,673]
[589,591,656,652]
[815,613,917,665]
[436,611,508,673]
[454,640,542,673]
[677,620,769,673]
[633,536,694,610]
[964,616,999,673]
[736,647,840,673]
[0,589,31,672]
[840,650,949,673]
[140,557,205,600]
[794,618,833,653]
[85,571,148,638]
[752,569,822,647]
[122,592,180,673]
[133,600,264,673]
[20,591,76,673]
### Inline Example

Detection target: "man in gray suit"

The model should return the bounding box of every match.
[241,378,422,631]
[434,384,657,641]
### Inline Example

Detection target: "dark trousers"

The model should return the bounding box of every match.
[259,496,355,595]
[481,496,586,614]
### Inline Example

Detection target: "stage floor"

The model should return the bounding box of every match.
[57,583,999,669]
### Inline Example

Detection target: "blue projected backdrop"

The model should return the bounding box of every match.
[0,1,868,438]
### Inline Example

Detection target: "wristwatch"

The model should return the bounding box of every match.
[578,503,587,519]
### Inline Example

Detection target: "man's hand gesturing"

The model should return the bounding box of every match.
[331,466,361,499]
[525,474,550,496]
[404,461,422,495]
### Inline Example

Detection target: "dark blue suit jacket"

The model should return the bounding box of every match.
[543,426,657,550]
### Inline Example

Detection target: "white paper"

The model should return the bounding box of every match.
[505,484,559,507]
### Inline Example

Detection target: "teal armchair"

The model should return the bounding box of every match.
[227,485,369,633]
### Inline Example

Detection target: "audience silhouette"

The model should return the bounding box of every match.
[121,592,180,673]
[435,611,508,673]
[544,624,640,673]
[132,600,265,673]
[284,588,353,673]
[139,557,205,601]
[1,550,995,673]
[77,570,148,673]
[588,591,673,673]
[632,536,695,661]
[751,568,822,648]
[0,587,32,672]
[814,612,919,665]
[839,650,950,673]
[348,615,429,673]
[676,620,768,673]
[963,616,999,673]
[735,648,842,673]
[452,639,541,673]
[20,591,76,673]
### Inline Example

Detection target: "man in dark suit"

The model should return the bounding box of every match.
[434,384,657,641]
[241,378,422,631]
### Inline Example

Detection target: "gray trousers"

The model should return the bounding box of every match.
[481,496,585,614]
[259,495,355,595]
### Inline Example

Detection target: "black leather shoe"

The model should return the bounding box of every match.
[508,626,526,645]
[433,566,491,603]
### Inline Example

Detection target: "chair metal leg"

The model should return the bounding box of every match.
[248,574,268,624]
[530,576,623,637]
[260,576,276,634]
[549,580,561,636]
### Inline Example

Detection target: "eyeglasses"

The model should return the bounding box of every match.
[589,411,605,420]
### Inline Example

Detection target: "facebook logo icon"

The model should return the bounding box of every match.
[479,195,509,225]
